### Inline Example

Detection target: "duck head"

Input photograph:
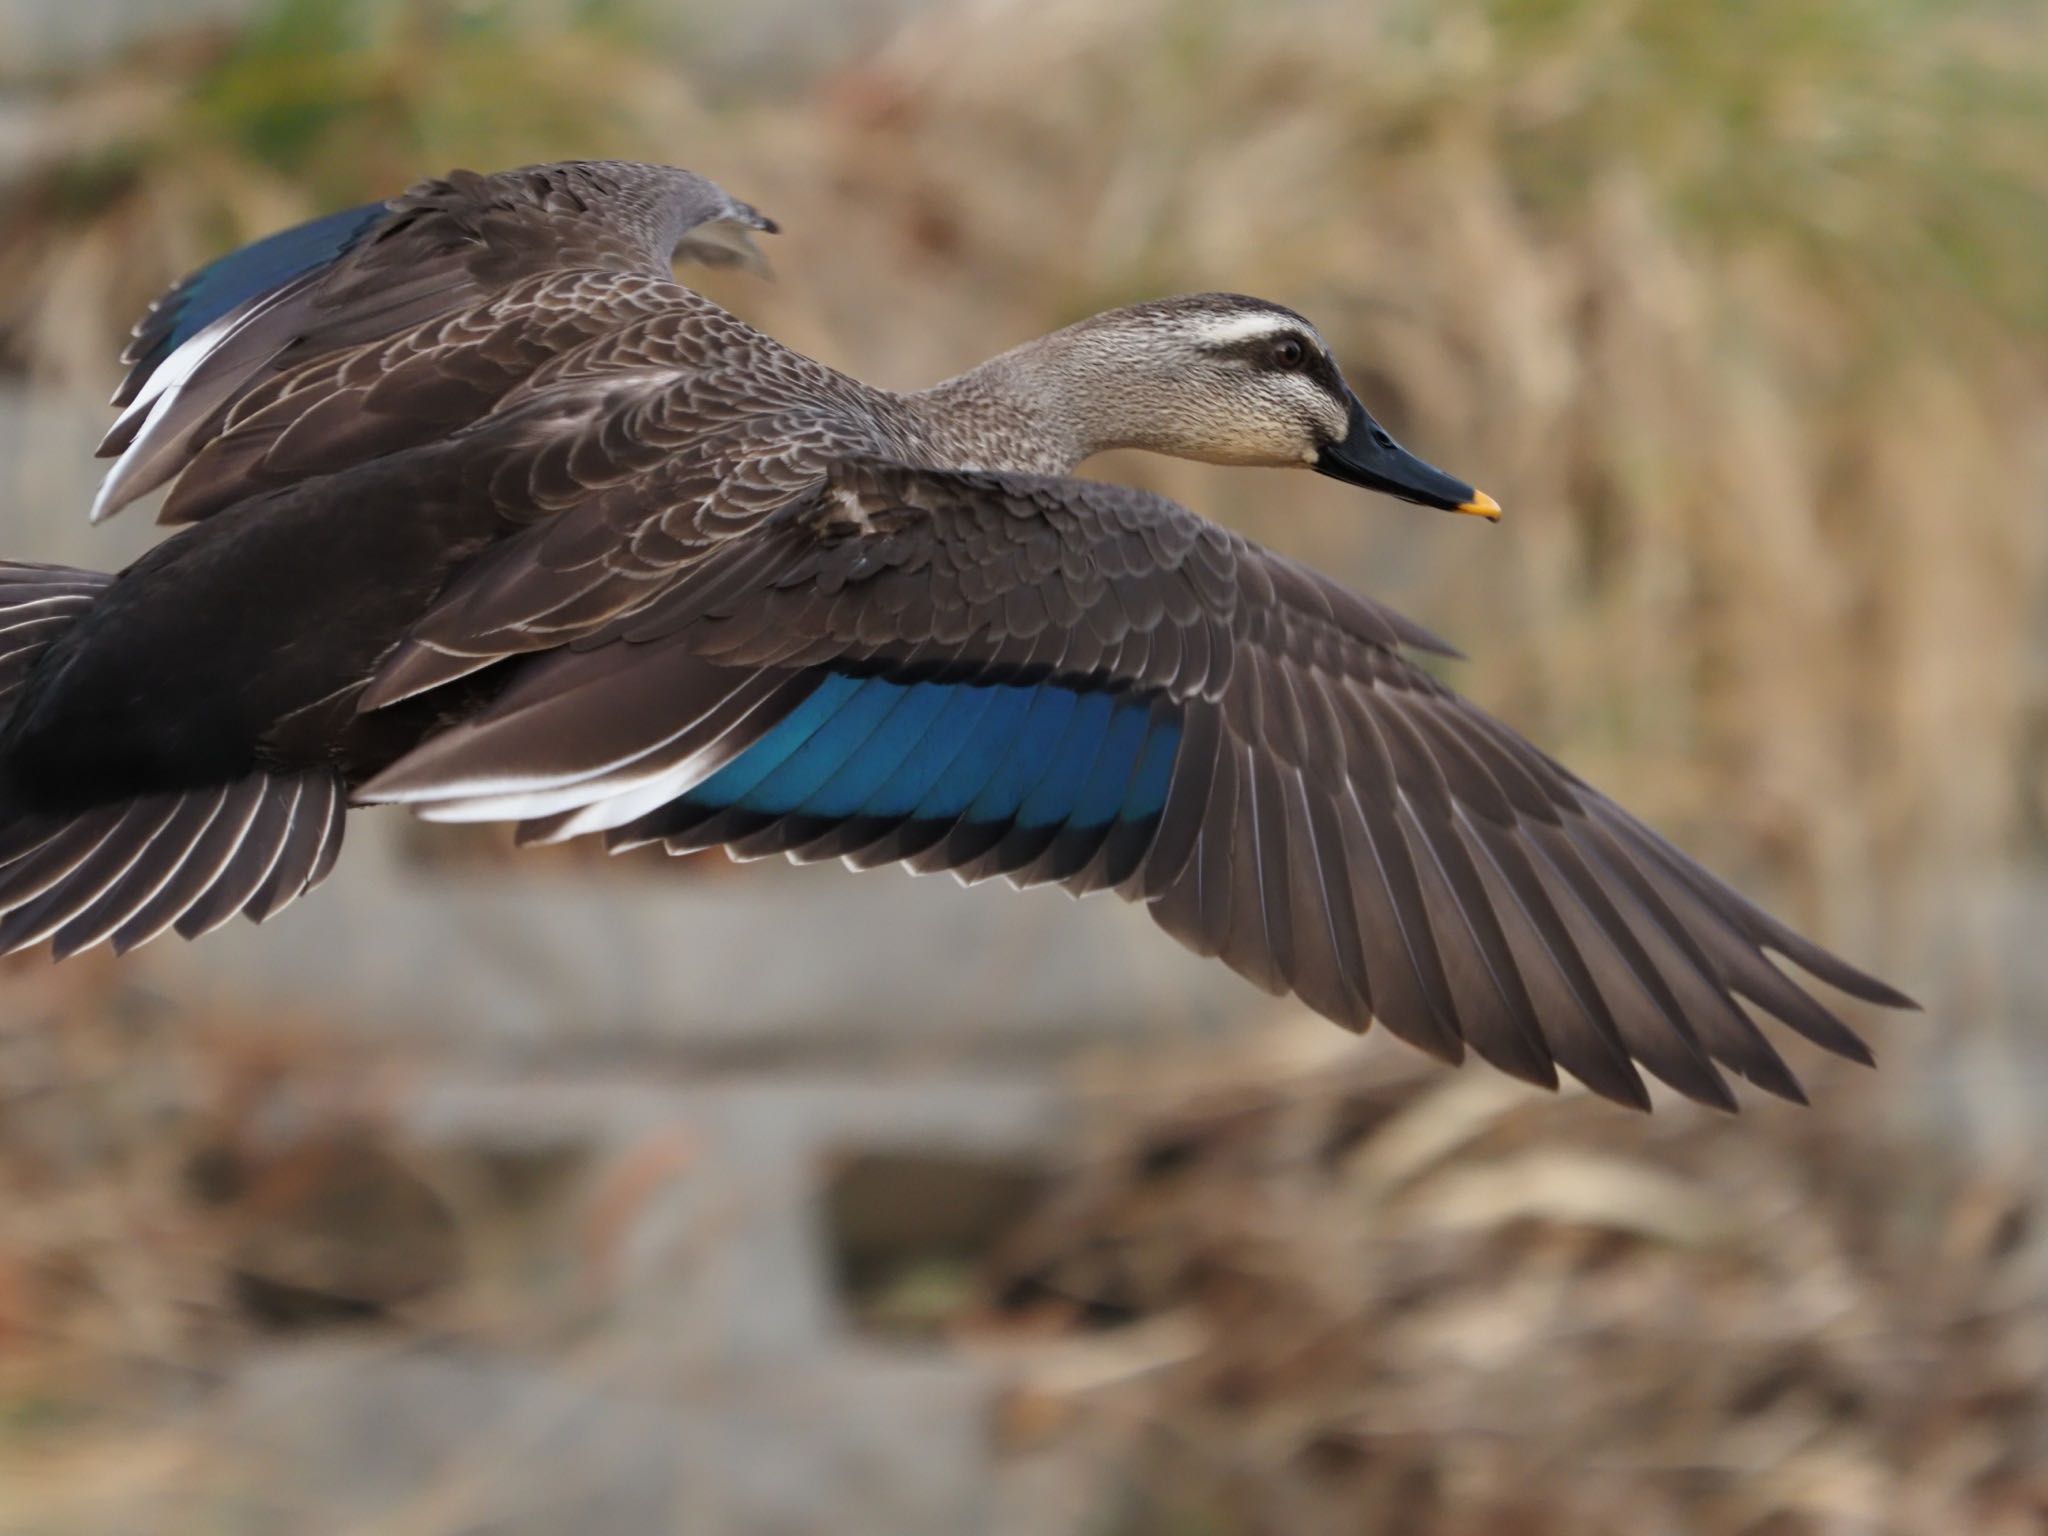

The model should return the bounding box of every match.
[969,293,1498,518]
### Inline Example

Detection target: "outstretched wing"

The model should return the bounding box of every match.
[361,461,1913,1111]
[95,160,776,525]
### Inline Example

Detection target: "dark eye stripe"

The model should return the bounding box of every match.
[1214,330,1317,365]
[1207,330,1346,401]
[1299,351,1344,395]
[1282,343,1344,398]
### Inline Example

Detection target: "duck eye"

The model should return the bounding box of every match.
[1270,337,1307,370]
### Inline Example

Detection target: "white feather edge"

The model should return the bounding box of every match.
[90,283,301,523]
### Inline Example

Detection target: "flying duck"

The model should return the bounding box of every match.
[0,160,1912,1109]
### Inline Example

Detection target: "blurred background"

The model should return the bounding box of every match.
[0,0,2043,1530]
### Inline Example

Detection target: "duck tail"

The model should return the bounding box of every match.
[0,561,346,961]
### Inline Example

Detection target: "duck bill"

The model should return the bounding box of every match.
[1315,396,1500,519]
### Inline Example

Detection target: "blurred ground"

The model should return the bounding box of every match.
[0,1,2042,1532]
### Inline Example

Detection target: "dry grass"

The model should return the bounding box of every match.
[0,968,2039,1534]
[975,1022,2048,1534]
[0,959,458,1383]
[8,983,2036,1533]
[0,961,565,1535]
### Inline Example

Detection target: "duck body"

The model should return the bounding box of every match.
[2,440,496,809]
[0,160,1913,1111]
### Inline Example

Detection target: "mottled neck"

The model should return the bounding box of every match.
[896,328,1134,476]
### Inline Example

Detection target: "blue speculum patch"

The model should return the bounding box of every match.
[153,202,388,361]
[679,673,1181,832]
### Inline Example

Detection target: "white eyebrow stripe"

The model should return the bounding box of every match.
[1190,312,1308,347]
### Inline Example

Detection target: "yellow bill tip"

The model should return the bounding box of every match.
[1457,489,1502,520]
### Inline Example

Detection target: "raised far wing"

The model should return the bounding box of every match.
[360,461,1915,1111]
[94,160,775,525]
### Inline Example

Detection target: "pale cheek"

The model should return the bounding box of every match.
[1232,424,1308,465]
